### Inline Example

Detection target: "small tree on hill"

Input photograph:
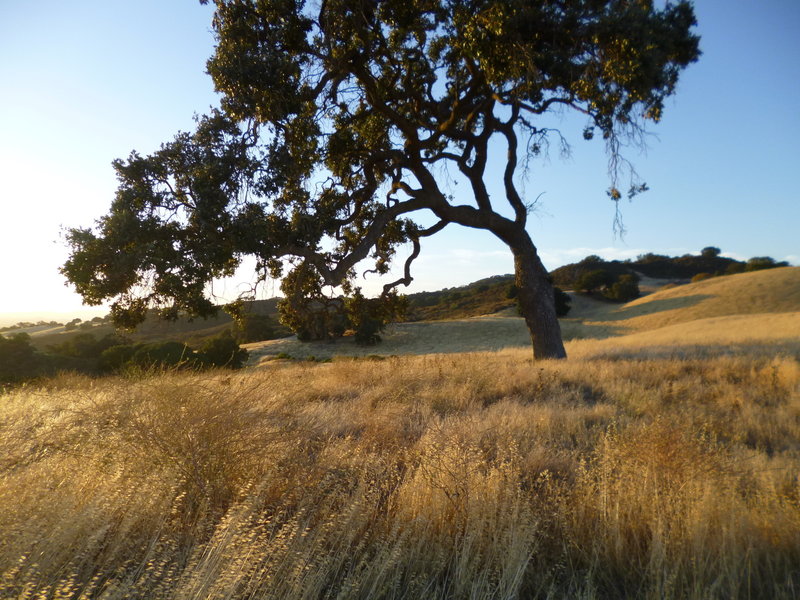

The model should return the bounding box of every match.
[62,0,699,360]
[576,269,616,294]
[607,273,640,302]
[197,331,249,368]
[745,256,788,272]
[234,313,279,343]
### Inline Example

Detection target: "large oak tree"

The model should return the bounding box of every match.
[63,0,699,359]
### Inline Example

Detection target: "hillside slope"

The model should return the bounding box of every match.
[245,267,800,363]
[601,266,800,332]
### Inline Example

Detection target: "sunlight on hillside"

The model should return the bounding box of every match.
[244,267,800,363]
[605,267,800,331]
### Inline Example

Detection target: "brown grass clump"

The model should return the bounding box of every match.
[2,345,799,599]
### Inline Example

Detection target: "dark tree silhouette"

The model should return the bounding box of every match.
[63,0,699,359]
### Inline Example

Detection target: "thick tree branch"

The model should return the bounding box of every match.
[381,220,448,295]
[496,106,528,225]
[277,197,432,287]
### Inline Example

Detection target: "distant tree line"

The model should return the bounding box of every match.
[0,330,248,387]
[0,320,64,333]
[551,247,790,298]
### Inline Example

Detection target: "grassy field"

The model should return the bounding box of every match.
[244,267,800,362]
[1,268,799,599]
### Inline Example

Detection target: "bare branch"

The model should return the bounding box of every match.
[381,220,448,294]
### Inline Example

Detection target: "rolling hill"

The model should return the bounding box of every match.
[244,267,800,363]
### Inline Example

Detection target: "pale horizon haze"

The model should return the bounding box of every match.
[1,1,798,327]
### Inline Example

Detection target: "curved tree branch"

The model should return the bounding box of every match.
[381,220,448,295]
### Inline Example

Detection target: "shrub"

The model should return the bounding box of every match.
[554,286,572,317]
[48,333,127,359]
[99,344,137,372]
[691,272,712,283]
[576,269,615,294]
[131,341,192,369]
[353,317,383,345]
[745,256,789,272]
[345,288,407,346]
[726,262,746,275]
[0,333,44,383]
[196,332,249,369]
[235,313,279,343]
[278,263,349,341]
[607,274,640,302]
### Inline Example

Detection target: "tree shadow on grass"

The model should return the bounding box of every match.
[247,315,634,363]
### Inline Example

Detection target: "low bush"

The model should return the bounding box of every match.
[607,274,641,301]
[554,286,572,316]
[691,272,713,283]
[196,331,249,368]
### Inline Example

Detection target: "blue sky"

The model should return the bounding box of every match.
[1,0,798,324]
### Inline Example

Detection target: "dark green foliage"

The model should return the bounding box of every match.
[607,274,641,302]
[234,313,279,343]
[0,333,44,384]
[633,251,742,279]
[346,288,407,346]
[2,328,250,384]
[97,334,249,373]
[558,261,639,301]
[726,262,747,275]
[353,318,382,346]
[99,345,137,372]
[131,341,192,369]
[62,0,699,360]
[277,265,349,342]
[553,248,788,287]
[745,257,789,272]
[196,331,249,368]
[553,287,572,317]
[277,264,406,344]
[48,333,128,359]
[633,251,786,279]
[551,257,632,289]
[576,270,617,294]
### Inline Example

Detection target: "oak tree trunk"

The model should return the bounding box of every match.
[512,238,567,360]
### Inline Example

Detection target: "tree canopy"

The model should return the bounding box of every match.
[63,0,699,359]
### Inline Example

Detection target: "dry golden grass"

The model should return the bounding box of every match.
[245,267,800,362]
[2,339,799,599]
[601,267,800,332]
[2,267,799,598]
